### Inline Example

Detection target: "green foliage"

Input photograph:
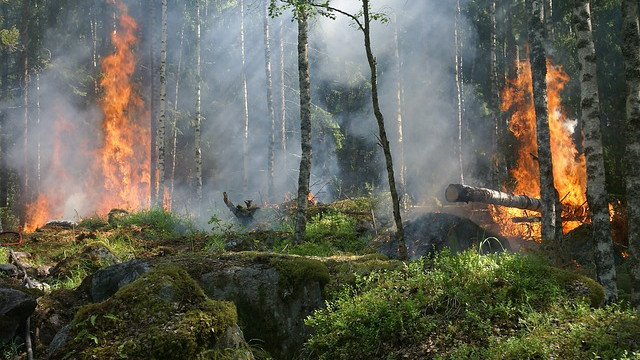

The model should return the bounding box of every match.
[76,215,110,231]
[116,208,197,239]
[0,25,19,49]
[304,250,636,360]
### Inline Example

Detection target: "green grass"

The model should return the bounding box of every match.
[304,250,639,360]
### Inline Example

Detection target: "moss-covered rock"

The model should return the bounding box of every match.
[49,263,247,360]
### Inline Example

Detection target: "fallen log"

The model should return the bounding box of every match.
[445,183,542,212]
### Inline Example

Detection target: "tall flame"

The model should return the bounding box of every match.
[23,0,148,231]
[491,58,587,239]
[95,0,150,213]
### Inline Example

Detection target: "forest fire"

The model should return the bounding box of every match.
[490,58,587,239]
[95,0,150,213]
[23,0,148,231]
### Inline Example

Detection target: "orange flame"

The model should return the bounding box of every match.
[491,58,587,239]
[23,0,149,231]
[95,0,150,213]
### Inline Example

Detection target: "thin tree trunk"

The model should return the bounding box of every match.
[264,0,276,201]
[293,9,311,245]
[527,0,561,248]
[240,0,250,192]
[393,13,407,209]
[35,73,40,193]
[170,6,186,211]
[490,0,500,187]
[279,18,287,183]
[573,0,618,304]
[362,0,406,259]
[543,0,554,38]
[149,0,158,207]
[194,0,203,203]
[454,0,464,184]
[90,5,99,96]
[20,0,31,224]
[622,0,640,313]
[156,0,167,208]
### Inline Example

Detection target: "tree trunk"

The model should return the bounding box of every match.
[362,0,406,259]
[157,0,167,208]
[445,183,543,211]
[573,0,618,304]
[240,0,250,192]
[20,0,32,226]
[170,5,186,211]
[293,9,312,245]
[622,0,640,313]
[264,0,276,201]
[527,0,561,248]
[454,0,464,184]
[279,18,288,183]
[392,13,407,209]
[149,0,158,207]
[490,0,501,187]
[543,0,554,38]
[194,0,203,203]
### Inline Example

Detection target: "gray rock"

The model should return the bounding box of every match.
[377,212,509,259]
[88,259,150,302]
[0,287,37,346]
[0,264,18,277]
[47,323,71,357]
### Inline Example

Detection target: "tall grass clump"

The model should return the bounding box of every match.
[304,250,640,360]
[116,208,196,238]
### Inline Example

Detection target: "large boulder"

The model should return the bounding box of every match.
[0,287,37,346]
[49,263,252,360]
[376,212,509,259]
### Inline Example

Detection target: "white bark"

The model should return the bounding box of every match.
[573,0,618,303]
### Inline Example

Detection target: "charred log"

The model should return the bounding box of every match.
[445,183,542,211]
[223,192,259,219]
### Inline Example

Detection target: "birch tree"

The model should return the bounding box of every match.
[527,0,562,248]
[454,0,464,184]
[240,0,250,192]
[156,0,167,208]
[573,0,618,304]
[194,0,203,203]
[622,0,640,312]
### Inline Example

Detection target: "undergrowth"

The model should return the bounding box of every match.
[304,249,640,360]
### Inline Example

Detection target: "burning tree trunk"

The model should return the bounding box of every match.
[573,0,618,303]
[622,0,640,313]
[527,0,562,247]
[264,0,276,201]
[445,183,542,211]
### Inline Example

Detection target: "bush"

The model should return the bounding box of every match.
[304,250,638,360]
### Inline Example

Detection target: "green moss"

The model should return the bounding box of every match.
[547,266,605,307]
[53,263,238,360]
[270,256,330,299]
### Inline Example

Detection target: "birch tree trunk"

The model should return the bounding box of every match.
[622,0,640,313]
[170,5,186,211]
[454,0,464,184]
[363,0,406,259]
[264,0,276,201]
[279,18,287,182]
[527,0,561,247]
[194,0,203,203]
[489,0,501,187]
[240,0,250,192]
[149,0,158,207]
[157,0,167,208]
[573,0,618,303]
[392,13,407,209]
[293,8,312,245]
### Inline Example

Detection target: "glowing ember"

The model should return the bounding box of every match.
[490,58,587,239]
[23,0,149,231]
